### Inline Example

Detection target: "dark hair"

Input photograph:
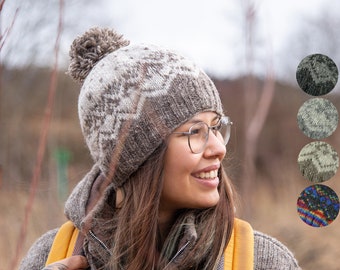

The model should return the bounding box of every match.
[94,143,235,269]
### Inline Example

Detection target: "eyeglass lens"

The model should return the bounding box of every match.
[188,122,209,153]
[188,118,231,154]
[219,117,231,145]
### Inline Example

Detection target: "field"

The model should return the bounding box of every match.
[1,68,340,269]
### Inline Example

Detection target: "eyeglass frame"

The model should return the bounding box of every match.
[172,116,233,154]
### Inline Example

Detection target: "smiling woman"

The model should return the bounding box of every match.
[19,27,300,270]
[162,112,228,213]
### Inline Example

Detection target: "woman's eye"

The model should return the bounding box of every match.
[190,128,201,135]
[211,123,221,131]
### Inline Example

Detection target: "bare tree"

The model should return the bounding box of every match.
[0,0,18,52]
[238,0,276,217]
[0,0,18,191]
[9,0,65,267]
[1,0,110,68]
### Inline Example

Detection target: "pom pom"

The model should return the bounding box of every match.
[68,27,130,83]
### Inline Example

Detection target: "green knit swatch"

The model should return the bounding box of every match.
[296,53,338,96]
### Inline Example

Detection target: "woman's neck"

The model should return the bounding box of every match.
[157,210,176,248]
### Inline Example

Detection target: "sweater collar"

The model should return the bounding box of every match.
[64,165,200,268]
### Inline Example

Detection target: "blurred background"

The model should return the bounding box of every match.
[1,0,340,269]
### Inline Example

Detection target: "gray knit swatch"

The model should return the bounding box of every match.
[296,53,338,96]
[297,98,338,139]
[298,141,339,183]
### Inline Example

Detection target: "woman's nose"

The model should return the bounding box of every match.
[203,130,226,160]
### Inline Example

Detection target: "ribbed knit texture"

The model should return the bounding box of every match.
[19,229,59,270]
[253,231,300,269]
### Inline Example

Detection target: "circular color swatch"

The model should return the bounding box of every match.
[296,53,338,96]
[297,97,338,139]
[297,184,340,227]
[298,141,339,183]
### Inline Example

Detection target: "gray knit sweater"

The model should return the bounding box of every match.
[19,166,300,269]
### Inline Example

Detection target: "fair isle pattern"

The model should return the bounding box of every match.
[297,141,339,183]
[297,97,338,139]
[78,44,223,187]
[297,184,340,227]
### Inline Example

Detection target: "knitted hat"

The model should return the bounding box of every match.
[68,27,223,188]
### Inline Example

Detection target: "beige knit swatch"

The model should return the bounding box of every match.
[298,141,339,183]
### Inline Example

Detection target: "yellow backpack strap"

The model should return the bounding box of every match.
[224,218,254,270]
[45,221,79,265]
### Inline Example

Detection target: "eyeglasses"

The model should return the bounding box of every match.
[173,116,233,154]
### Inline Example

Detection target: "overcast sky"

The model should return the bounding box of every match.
[106,0,332,78]
[2,0,340,80]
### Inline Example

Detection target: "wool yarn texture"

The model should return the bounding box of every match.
[296,53,338,96]
[297,184,340,227]
[297,141,339,183]
[297,184,339,227]
[297,97,338,139]
[67,27,223,188]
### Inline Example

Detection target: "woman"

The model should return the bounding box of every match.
[20,27,300,270]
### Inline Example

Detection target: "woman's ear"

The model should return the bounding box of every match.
[116,188,124,208]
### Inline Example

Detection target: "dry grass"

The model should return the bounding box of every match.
[0,189,66,269]
[0,162,92,269]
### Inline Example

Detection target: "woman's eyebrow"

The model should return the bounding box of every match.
[185,119,202,125]
[187,115,220,124]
